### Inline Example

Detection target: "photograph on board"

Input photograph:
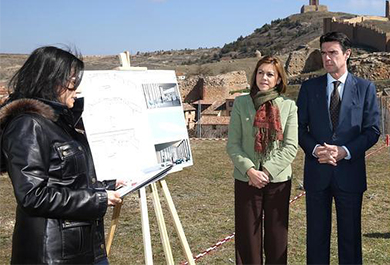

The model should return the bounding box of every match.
[142,83,181,109]
[155,139,192,169]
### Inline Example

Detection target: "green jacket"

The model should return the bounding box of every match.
[227,94,298,183]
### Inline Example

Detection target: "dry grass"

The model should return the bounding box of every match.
[1,139,389,264]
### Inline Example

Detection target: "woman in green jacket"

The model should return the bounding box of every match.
[227,55,298,265]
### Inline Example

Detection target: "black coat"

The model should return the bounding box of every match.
[0,98,112,264]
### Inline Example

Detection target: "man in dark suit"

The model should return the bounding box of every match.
[297,31,380,264]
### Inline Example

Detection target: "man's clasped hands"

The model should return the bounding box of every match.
[315,143,347,166]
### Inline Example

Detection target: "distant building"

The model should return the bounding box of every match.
[196,116,231,138]
[225,93,241,116]
[178,71,248,138]
[301,0,328,13]
[194,93,242,138]
[386,0,390,19]
[183,103,196,130]
[176,72,186,80]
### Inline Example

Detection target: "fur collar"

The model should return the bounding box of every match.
[0,98,58,129]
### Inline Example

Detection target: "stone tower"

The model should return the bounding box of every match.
[301,0,327,13]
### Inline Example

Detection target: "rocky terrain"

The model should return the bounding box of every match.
[349,52,390,81]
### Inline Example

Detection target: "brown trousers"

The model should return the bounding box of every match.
[235,179,291,265]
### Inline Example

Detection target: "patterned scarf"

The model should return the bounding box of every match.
[252,88,283,158]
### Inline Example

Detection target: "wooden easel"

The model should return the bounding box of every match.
[104,51,195,265]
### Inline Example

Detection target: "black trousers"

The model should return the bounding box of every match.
[306,177,363,265]
[235,179,291,265]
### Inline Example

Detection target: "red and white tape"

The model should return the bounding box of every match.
[289,191,306,204]
[180,233,235,265]
[365,143,387,158]
[190,138,227,141]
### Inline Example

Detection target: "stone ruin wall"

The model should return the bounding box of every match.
[178,76,202,103]
[285,48,322,76]
[349,52,390,81]
[179,71,248,103]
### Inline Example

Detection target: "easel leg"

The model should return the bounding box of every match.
[150,182,175,265]
[139,187,154,265]
[159,179,195,265]
[105,201,123,256]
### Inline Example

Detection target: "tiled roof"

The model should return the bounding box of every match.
[192,99,215,105]
[183,103,196,111]
[202,100,225,115]
[198,115,230,125]
[227,92,245,99]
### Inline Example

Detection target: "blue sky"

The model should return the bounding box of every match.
[0,0,386,55]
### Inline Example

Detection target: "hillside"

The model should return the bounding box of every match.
[0,49,220,84]
[219,11,357,59]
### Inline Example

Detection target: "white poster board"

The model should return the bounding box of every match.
[79,70,193,193]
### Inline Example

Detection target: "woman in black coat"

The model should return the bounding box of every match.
[0,46,122,264]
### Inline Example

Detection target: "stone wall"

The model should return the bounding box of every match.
[343,16,389,24]
[179,71,248,103]
[179,76,204,103]
[323,18,354,40]
[355,24,389,51]
[285,48,322,76]
[323,17,390,52]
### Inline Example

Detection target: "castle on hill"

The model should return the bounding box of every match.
[301,0,328,13]
[301,0,390,19]
[300,0,390,52]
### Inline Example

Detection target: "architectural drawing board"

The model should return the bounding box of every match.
[79,70,193,191]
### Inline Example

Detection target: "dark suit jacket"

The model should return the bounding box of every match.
[297,73,380,193]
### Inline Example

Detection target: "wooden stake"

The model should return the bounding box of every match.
[105,201,123,255]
